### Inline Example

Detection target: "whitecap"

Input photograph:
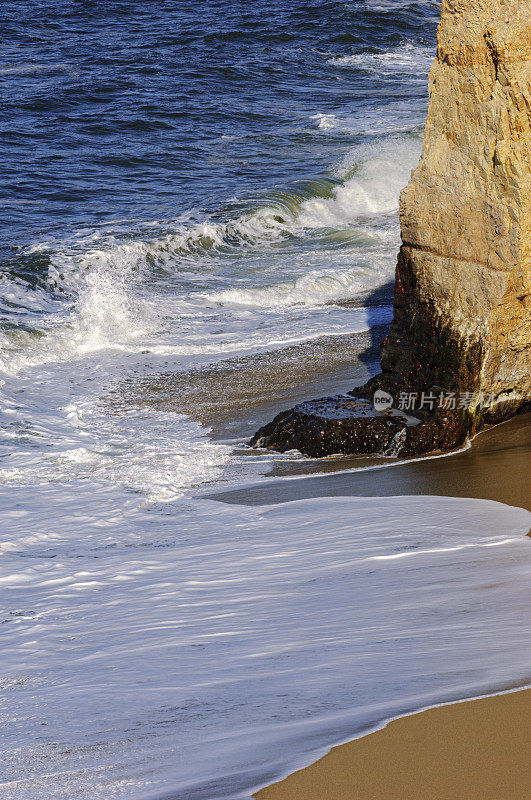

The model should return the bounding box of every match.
[310,113,337,130]
[204,267,391,309]
[328,42,435,77]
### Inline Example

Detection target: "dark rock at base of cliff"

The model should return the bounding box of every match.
[249,390,470,459]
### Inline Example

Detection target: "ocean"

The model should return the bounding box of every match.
[1,2,530,799]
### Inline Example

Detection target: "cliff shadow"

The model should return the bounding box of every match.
[353,279,395,380]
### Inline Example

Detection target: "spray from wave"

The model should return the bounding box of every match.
[0,244,155,375]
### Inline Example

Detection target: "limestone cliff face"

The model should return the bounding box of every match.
[381,0,530,419]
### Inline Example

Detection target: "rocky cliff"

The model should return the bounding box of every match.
[250,0,530,458]
[383,0,530,419]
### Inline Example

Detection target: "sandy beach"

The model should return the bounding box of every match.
[209,414,531,800]
[211,412,531,511]
[255,688,531,800]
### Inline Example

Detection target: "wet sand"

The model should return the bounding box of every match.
[210,412,531,511]
[111,326,385,440]
[213,413,530,800]
[125,322,529,800]
[107,285,394,441]
[254,688,531,800]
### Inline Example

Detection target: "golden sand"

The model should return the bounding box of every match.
[255,689,531,800]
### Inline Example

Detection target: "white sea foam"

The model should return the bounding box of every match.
[205,266,389,308]
[311,102,428,136]
[362,0,441,22]
[328,43,435,76]
[310,112,337,130]
[1,493,529,800]
[0,389,231,503]
[0,62,72,75]
[0,275,60,317]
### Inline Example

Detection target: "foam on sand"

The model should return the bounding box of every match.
[1,493,530,800]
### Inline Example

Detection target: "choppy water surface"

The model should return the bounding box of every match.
[1,2,530,799]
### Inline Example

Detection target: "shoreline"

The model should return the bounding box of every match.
[254,687,531,800]
[210,411,531,511]
[207,413,531,800]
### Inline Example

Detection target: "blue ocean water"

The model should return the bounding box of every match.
[1,0,438,252]
[4,4,530,800]
[0,0,441,485]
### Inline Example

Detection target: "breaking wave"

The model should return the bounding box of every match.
[46,137,419,273]
[205,267,389,308]
[0,137,419,375]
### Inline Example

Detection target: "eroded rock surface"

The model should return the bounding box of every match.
[383,0,531,415]
[249,395,470,458]
[251,0,530,458]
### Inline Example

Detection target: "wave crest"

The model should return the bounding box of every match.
[205,268,382,308]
